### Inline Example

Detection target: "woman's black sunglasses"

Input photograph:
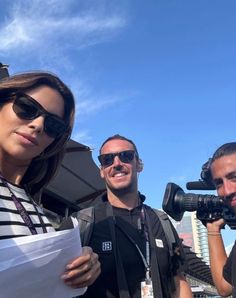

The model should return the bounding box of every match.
[98,150,136,167]
[12,92,67,138]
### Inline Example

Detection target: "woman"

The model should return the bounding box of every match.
[0,71,100,289]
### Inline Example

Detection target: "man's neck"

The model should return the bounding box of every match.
[107,189,140,210]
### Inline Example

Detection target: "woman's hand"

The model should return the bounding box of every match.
[61,246,101,288]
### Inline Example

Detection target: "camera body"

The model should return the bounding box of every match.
[162,182,236,229]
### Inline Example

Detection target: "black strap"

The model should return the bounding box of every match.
[15,187,47,234]
[0,176,47,234]
[72,203,178,297]
[232,242,236,297]
[25,186,48,233]
[153,209,176,256]
[152,208,179,293]
[106,204,131,298]
[76,204,166,297]
[113,206,164,297]
[60,207,95,246]
[144,206,164,298]
[11,194,38,235]
[76,207,94,245]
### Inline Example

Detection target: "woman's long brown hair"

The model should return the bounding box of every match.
[0,71,75,196]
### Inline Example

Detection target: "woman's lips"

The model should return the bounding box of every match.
[16,132,39,146]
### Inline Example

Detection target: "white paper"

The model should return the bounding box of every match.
[0,227,87,298]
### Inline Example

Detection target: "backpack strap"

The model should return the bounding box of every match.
[152,209,176,257]
[73,206,95,246]
[151,208,185,294]
[59,207,95,247]
[232,243,236,297]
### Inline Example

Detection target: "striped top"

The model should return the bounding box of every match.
[0,181,55,240]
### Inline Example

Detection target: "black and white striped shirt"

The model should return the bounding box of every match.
[0,181,55,240]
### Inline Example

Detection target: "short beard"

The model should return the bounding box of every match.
[107,183,135,198]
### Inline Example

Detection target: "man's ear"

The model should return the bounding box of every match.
[137,159,144,172]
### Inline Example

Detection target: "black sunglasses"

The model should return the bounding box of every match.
[98,150,136,167]
[12,92,67,138]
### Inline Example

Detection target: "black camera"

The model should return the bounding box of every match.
[185,159,215,191]
[162,182,236,229]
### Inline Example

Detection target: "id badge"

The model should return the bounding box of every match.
[141,280,154,298]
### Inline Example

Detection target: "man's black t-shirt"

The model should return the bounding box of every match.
[81,203,175,298]
[223,240,236,285]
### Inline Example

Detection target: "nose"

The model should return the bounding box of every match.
[113,155,122,167]
[28,115,45,134]
[221,180,235,197]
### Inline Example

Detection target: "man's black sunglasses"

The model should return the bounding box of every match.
[12,92,67,138]
[98,150,136,167]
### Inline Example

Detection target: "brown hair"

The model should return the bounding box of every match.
[211,142,236,164]
[0,71,75,195]
[99,134,140,158]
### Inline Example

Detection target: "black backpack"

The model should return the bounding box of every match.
[75,206,178,258]
[60,205,185,297]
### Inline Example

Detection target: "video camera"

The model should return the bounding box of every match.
[162,160,236,229]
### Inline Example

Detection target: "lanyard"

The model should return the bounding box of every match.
[115,205,151,280]
[140,206,151,280]
[0,175,47,235]
[110,202,164,298]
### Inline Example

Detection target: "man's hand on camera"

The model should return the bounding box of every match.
[206,218,225,232]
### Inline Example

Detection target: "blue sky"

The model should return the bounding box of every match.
[0,0,235,247]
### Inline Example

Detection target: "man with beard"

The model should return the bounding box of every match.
[68,134,192,298]
[205,142,236,297]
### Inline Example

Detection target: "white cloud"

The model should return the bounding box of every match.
[68,77,136,122]
[1,19,32,49]
[0,0,126,54]
[71,129,94,148]
[0,0,132,144]
[76,96,121,116]
[70,86,136,145]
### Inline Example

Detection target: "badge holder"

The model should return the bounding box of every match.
[141,269,153,298]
